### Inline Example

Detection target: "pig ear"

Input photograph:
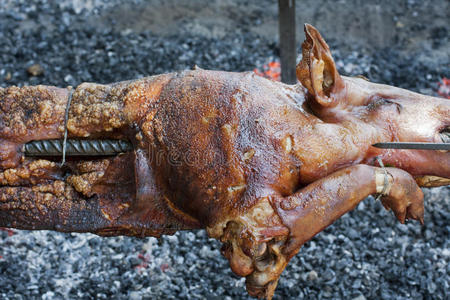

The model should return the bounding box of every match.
[296,24,344,107]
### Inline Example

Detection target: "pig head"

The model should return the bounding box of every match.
[0,24,448,299]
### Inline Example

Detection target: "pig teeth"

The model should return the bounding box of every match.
[440,132,450,143]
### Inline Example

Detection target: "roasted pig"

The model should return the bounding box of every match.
[0,25,449,299]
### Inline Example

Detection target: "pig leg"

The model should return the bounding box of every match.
[0,151,199,236]
[0,86,69,169]
[0,78,198,236]
[273,164,424,260]
[244,165,423,298]
[213,165,423,299]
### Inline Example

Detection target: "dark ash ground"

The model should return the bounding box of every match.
[0,1,449,299]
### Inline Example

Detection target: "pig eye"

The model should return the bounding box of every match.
[367,96,402,113]
[354,75,370,81]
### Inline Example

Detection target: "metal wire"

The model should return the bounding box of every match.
[61,87,74,166]
[24,139,133,157]
[376,156,389,200]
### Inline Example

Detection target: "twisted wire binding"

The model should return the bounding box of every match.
[61,87,74,166]
[24,139,133,157]
[375,156,389,201]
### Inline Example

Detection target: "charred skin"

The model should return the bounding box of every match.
[0,76,201,236]
[0,25,449,299]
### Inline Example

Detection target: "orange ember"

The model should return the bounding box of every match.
[437,77,450,99]
[254,61,281,81]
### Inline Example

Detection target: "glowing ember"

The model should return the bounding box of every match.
[0,228,15,237]
[254,61,281,81]
[160,263,170,272]
[135,252,150,271]
[437,77,450,99]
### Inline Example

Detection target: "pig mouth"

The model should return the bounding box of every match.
[412,127,450,187]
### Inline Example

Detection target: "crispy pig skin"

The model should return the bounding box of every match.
[1,25,449,299]
[0,75,201,236]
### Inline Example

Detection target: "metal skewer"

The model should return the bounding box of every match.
[23,140,448,157]
[278,0,296,84]
[373,142,450,151]
[24,139,133,157]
